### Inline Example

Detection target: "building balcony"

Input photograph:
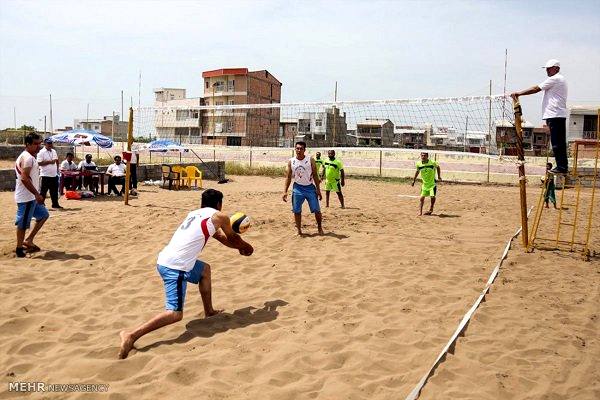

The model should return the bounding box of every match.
[205,88,246,97]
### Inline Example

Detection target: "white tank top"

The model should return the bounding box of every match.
[157,207,218,272]
[14,151,40,203]
[290,156,313,186]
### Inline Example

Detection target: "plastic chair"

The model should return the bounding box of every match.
[185,166,203,189]
[171,165,187,188]
[161,164,180,190]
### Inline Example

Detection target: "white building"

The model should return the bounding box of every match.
[568,105,599,141]
[154,88,203,142]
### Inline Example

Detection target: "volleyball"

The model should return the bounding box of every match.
[230,212,251,234]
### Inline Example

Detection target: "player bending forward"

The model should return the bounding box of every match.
[118,189,253,359]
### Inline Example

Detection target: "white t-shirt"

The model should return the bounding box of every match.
[539,73,568,119]
[290,156,314,186]
[157,208,218,272]
[60,160,79,171]
[78,160,97,170]
[37,148,58,177]
[107,163,126,176]
[14,151,40,203]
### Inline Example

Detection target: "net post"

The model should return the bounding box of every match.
[583,108,600,258]
[124,107,133,205]
[513,99,529,248]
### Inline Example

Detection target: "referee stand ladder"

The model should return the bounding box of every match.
[527,108,600,260]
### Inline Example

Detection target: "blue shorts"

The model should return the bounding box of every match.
[292,183,321,214]
[157,260,205,311]
[15,201,49,230]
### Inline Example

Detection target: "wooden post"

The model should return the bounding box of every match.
[487,157,491,183]
[124,107,134,205]
[513,99,528,248]
[379,150,382,176]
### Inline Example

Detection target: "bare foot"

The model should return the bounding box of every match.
[205,309,224,318]
[118,330,135,359]
[22,241,41,252]
[424,210,433,215]
[318,228,324,235]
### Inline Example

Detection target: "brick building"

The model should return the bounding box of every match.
[202,68,282,146]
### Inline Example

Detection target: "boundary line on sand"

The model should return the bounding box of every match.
[404,207,533,400]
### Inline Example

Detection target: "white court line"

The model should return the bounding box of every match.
[397,194,420,199]
[404,207,533,400]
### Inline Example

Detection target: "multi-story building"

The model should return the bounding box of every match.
[568,105,599,141]
[279,118,298,148]
[394,125,430,148]
[74,115,128,141]
[295,107,347,147]
[495,120,536,155]
[352,119,394,146]
[154,88,204,142]
[202,68,282,146]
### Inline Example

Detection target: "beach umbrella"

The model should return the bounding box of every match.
[50,129,114,149]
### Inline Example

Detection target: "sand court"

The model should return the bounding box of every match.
[0,175,598,399]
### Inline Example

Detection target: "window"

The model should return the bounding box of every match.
[205,81,209,89]
[216,101,224,106]
[228,100,234,105]
[176,110,190,120]
[226,121,233,132]
[315,119,322,127]
[227,136,241,146]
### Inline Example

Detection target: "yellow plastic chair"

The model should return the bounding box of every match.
[161,164,180,190]
[185,166,203,189]
[171,165,187,188]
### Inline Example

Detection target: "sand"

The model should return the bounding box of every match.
[0,175,598,399]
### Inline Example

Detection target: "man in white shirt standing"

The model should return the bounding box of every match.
[511,59,568,174]
[37,138,62,208]
[282,141,323,235]
[14,133,49,258]
[106,155,127,196]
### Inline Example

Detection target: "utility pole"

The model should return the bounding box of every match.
[49,94,54,134]
[13,107,16,129]
[464,115,469,152]
[86,103,90,127]
[488,79,492,154]
[121,90,124,120]
[332,81,338,146]
[111,111,115,140]
[44,115,47,134]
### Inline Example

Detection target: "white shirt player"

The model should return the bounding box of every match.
[290,156,314,186]
[157,207,218,272]
[14,151,40,203]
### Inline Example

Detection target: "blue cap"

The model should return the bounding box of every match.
[44,138,53,144]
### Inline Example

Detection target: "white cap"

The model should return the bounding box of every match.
[542,59,560,68]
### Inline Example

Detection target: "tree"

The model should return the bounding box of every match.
[19,125,36,131]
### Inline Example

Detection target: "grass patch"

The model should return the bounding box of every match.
[225,162,286,177]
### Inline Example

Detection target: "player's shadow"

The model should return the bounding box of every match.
[437,213,460,218]
[135,300,288,353]
[36,250,95,260]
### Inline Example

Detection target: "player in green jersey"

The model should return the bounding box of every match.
[412,152,442,216]
[321,150,345,208]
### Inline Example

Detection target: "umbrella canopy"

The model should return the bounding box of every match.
[138,139,189,153]
[50,129,113,149]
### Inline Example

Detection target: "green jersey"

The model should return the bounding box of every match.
[324,158,344,182]
[416,159,438,189]
[315,158,324,174]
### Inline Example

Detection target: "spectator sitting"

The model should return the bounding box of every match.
[77,154,99,193]
[60,152,79,190]
[107,155,127,196]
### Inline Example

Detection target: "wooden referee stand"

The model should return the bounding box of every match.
[527,108,600,260]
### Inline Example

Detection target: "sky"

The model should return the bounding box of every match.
[0,0,599,131]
